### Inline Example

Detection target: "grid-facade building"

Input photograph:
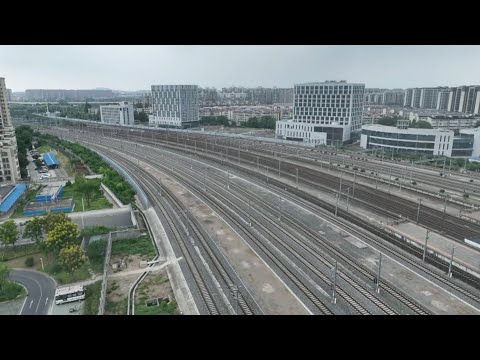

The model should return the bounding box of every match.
[149,85,199,128]
[276,81,365,145]
[0,78,21,184]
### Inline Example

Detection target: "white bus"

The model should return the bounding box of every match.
[55,285,86,305]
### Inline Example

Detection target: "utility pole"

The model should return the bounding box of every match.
[388,167,392,194]
[448,158,452,176]
[443,195,448,220]
[248,200,252,227]
[231,285,240,315]
[416,198,422,224]
[375,253,383,294]
[296,168,299,189]
[266,165,269,183]
[159,179,163,197]
[203,170,207,191]
[352,171,357,199]
[422,229,430,262]
[447,246,455,278]
[346,187,350,212]
[331,260,337,304]
[339,171,343,194]
[257,156,259,170]
[278,196,282,221]
[227,170,230,189]
[335,193,339,216]
[375,172,379,190]
[278,159,281,178]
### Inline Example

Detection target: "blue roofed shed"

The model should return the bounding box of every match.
[43,152,60,168]
[0,183,27,215]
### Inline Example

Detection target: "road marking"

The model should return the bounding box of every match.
[45,297,49,305]
[29,299,34,308]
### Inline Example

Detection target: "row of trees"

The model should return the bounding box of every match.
[199,115,230,126]
[0,214,87,273]
[241,116,277,129]
[15,125,36,178]
[134,110,149,122]
[377,116,433,129]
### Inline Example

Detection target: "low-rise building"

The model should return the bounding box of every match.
[100,101,134,126]
[360,124,480,158]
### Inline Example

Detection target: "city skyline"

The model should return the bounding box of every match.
[3,45,480,91]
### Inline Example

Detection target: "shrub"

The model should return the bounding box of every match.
[360,169,365,172]
[25,257,34,267]
[440,189,445,193]
[470,179,474,183]
[463,193,469,198]
[49,263,63,274]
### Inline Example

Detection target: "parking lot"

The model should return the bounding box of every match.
[27,149,69,183]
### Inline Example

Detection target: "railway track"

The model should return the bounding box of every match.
[42,126,478,301]
[93,143,335,314]
[98,138,431,314]
[99,149,262,315]
[102,128,480,242]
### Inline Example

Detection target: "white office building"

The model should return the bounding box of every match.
[276,81,365,145]
[100,102,134,125]
[0,77,21,184]
[360,124,480,158]
[149,85,199,128]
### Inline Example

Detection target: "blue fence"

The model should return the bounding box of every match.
[35,185,65,203]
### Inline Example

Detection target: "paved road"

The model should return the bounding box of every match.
[8,269,56,315]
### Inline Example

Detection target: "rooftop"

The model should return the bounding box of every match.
[55,285,85,296]
[0,183,27,213]
[43,152,60,167]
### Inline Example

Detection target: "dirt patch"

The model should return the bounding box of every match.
[135,270,172,304]
[107,274,138,302]
[108,254,145,276]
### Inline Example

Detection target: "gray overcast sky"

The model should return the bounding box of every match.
[2,45,480,91]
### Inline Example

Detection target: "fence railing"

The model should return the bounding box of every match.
[97,232,112,315]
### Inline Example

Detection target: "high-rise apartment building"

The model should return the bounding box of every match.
[149,85,199,128]
[100,101,134,125]
[404,86,480,114]
[0,78,21,184]
[276,81,365,145]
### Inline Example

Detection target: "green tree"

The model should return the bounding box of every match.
[59,244,87,273]
[377,116,397,126]
[413,120,433,129]
[24,217,45,244]
[0,220,20,250]
[44,218,80,255]
[43,212,68,233]
[0,263,8,284]
[73,176,100,208]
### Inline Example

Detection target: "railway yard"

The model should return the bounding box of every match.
[38,122,480,315]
